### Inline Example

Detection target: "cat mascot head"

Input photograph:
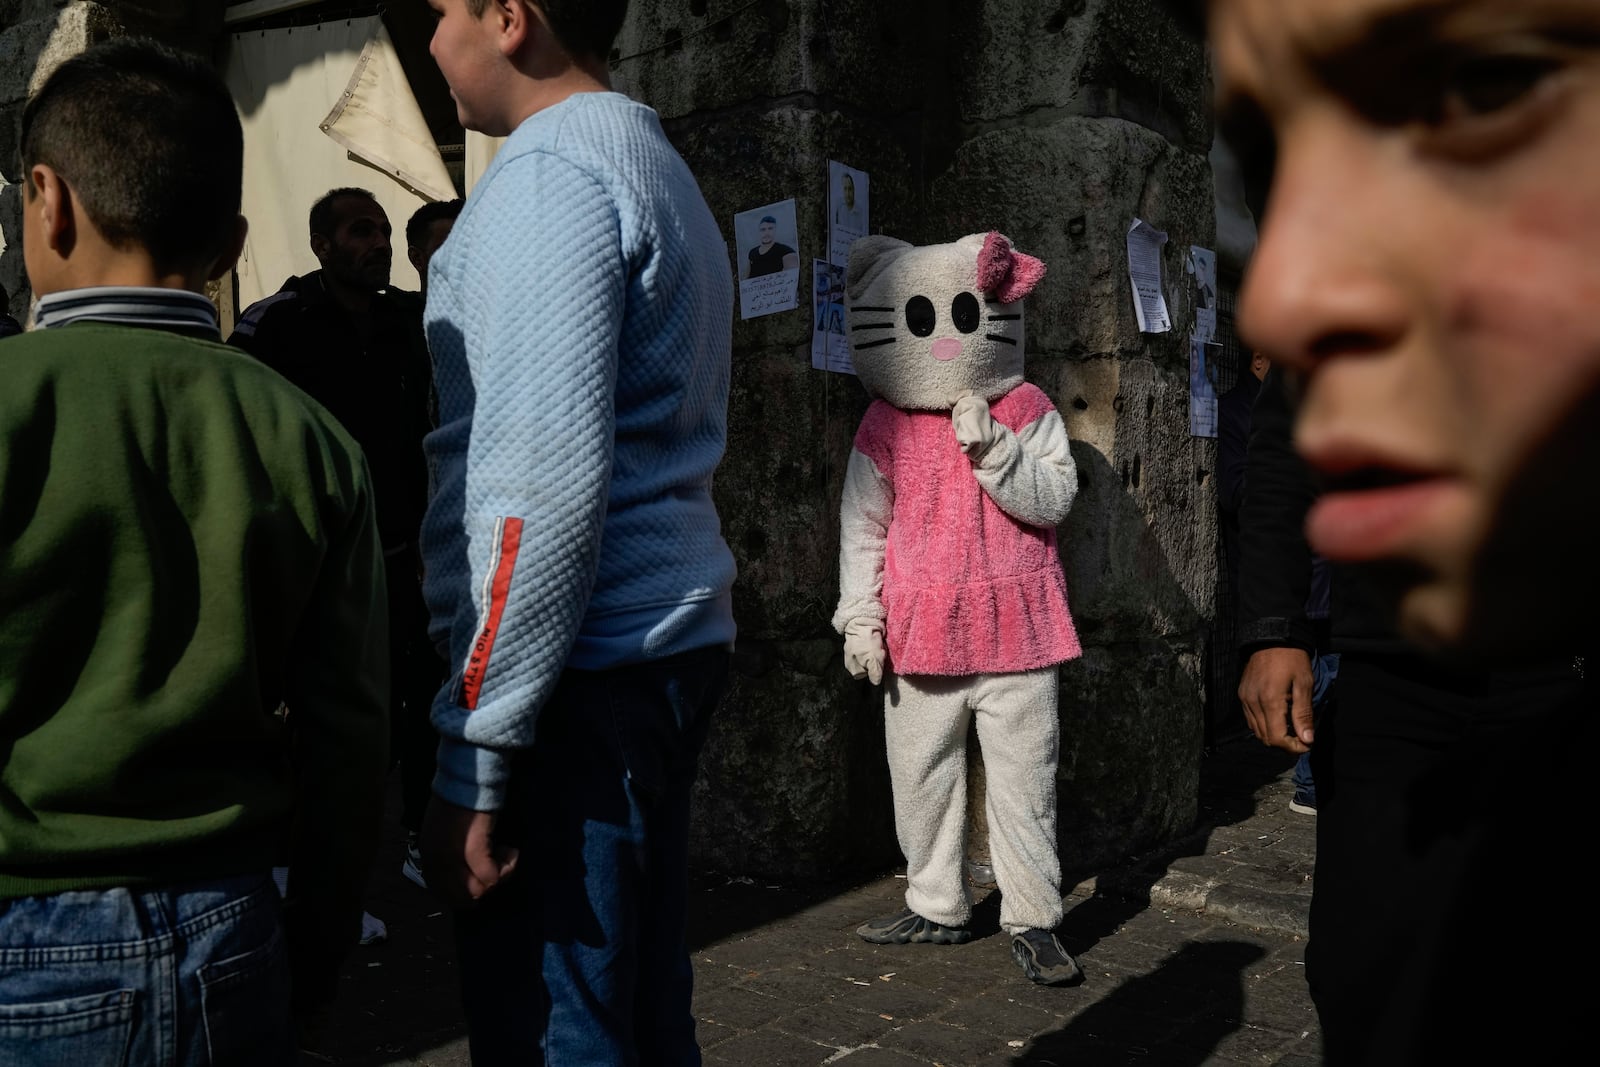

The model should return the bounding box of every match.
[845,232,1047,410]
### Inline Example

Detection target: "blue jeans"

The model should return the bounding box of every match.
[0,872,293,1066]
[453,645,730,1066]
[1293,652,1341,799]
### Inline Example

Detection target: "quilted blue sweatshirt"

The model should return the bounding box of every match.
[421,92,737,811]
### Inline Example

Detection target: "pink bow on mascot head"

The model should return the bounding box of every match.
[976,232,1048,305]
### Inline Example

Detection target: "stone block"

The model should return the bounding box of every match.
[98,1,223,52]
[926,118,1215,359]
[718,351,868,639]
[1056,641,1204,874]
[668,106,918,295]
[0,100,19,184]
[951,0,1210,150]
[690,653,899,882]
[0,178,23,315]
[0,5,120,107]
[615,1,968,125]
[612,0,806,122]
[1028,356,1216,645]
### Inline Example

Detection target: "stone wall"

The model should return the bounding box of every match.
[2,0,1216,886]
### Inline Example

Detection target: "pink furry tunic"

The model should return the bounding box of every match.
[854,383,1081,676]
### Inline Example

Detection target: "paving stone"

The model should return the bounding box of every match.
[827,1046,934,1065]
[694,1018,741,1051]
[700,932,828,971]
[693,982,790,1030]
[826,979,955,1023]
[1271,1049,1323,1066]
[1206,884,1311,938]
[769,999,900,1048]
[700,1028,841,1067]
[876,1018,1023,1063]
[735,963,851,1005]
[1235,972,1320,1032]
[1171,1018,1309,1062]
[934,991,1059,1041]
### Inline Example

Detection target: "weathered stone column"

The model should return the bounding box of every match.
[616,0,1215,881]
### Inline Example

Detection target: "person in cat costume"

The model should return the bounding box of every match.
[833,231,1084,985]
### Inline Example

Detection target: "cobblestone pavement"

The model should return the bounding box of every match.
[303,734,1318,1066]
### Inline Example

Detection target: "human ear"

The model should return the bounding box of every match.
[207,215,249,282]
[310,231,331,263]
[29,163,76,260]
[496,0,533,56]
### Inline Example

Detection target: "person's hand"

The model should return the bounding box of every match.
[420,799,519,909]
[1238,646,1314,753]
[843,618,887,685]
[952,394,1002,459]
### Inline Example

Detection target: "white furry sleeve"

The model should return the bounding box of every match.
[971,409,1078,528]
[831,447,894,633]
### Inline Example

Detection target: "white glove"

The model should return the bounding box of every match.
[842,617,887,685]
[952,394,1003,460]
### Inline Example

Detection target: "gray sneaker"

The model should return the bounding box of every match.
[856,907,973,945]
[401,832,427,890]
[1011,928,1083,985]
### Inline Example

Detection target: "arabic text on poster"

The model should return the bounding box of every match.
[735,198,802,320]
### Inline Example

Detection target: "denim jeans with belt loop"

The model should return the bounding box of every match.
[0,871,294,1066]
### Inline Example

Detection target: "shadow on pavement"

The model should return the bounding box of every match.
[1013,939,1268,1066]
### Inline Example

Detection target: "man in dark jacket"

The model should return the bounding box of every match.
[230,188,443,891]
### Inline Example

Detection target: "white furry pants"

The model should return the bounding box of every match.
[884,667,1064,934]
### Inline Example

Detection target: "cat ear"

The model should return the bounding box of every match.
[846,235,913,302]
[976,231,1047,303]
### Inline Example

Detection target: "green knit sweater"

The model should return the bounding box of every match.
[0,322,389,944]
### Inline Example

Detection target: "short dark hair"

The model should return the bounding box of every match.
[406,199,464,248]
[309,187,380,240]
[467,0,629,62]
[20,38,243,273]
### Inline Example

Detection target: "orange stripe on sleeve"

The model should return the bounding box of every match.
[460,517,524,711]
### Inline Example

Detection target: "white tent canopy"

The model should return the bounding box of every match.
[223,17,455,308]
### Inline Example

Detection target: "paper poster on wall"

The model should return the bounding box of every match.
[1187,245,1218,342]
[735,199,801,320]
[1126,218,1172,333]
[828,161,870,266]
[811,260,854,375]
[1189,334,1220,438]
[1186,245,1219,438]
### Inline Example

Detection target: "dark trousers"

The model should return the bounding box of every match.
[386,557,446,833]
[1308,653,1591,1064]
[453,645,729,1066]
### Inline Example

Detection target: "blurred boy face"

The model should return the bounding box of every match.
[1212,0,1600,656]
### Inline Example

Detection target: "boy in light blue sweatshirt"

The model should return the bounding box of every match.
[419,2,737,1061]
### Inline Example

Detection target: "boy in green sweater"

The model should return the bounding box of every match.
[0,39,389,1062]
